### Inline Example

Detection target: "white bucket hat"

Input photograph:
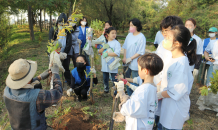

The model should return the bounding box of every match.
[6,59,37,89]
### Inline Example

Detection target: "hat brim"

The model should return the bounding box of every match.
[6,60,37,89]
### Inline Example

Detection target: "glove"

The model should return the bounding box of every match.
[103,52,108,58]
[193,69,199,78]
[102,43,110,49]
[157,91,164,100]
[40,69,50,80]
[113,112,125,122]
[133,77,138,84]
[120,78,128,85]
[90,67,96,74]
[67,88,73,97]
[51,63,59,74]
[119,95,129,110]
[115,73,124,81]
[126,58,132,64]
[77,39,82,44]
[59,52,67,60]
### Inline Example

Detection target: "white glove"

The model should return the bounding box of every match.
[59,52,67,60]
[90,67,96,74]
[114,81,124,92]
[193,69,199,78]
[67,88,73,97]
[133,77,138,84]
[129,84,137,91]
[126,58,132,64]
[77,39,82,44]
[113,112,125,122]
[157,91,164,100]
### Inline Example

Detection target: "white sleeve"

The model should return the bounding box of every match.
[199,38,203,55]
[154,32,158,44]
[133,77,138,84]
[129,84,138,91]
[205,41,212,54]
[120,89,148,118]
[167,71,188,101]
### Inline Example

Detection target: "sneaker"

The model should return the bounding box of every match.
[52,104,57,107]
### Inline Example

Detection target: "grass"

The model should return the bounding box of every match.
[0,26,218,130]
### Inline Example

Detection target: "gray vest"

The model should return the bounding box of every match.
[4,86,47,130]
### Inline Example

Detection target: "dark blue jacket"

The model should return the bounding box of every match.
[71,66,91,87]
[78,26,89,48]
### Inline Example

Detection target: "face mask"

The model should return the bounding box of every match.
[188,28,194,33]
[209,33,216,38]
[81,21,87,26]
[76,62,85,68]
[162,38,173,51]
[58,25,63,30]
[129,26,136,33]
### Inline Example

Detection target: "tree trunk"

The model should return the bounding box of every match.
[49,11,52,29]
[21,13,22,25]
[68,0,73,16]
[28,5,35,41]
[39,9,42,32]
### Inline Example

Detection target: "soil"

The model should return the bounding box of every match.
[51,108,108,130]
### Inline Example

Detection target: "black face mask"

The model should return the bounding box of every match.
[76,62,85,68]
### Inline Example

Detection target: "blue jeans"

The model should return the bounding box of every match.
[155,115,162,130]
[125,67,139,96]
[103,72,118,92]
[206,64,218,86]
[162,126,181,130]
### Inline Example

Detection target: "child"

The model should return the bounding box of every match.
[114,53,163,130]
[68,55,98,101]
[49,41,66,73]
[78,17,90,65]
[185,18,203,76]
[98,27,121,93]
[157,25,196,130]
[154,16,184,130]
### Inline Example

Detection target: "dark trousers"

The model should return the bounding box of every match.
[68,53,79,68]
[194,55,202,69]
[62,55,71,85]
[74,86,89,99]
[103,72,118,92]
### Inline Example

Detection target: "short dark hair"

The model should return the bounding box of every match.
[129,18,142,32]
[77,54,90,66]
[160,16,184,30]
[105,21,112,26]
[137,53,163,76]
[79,17,89,27]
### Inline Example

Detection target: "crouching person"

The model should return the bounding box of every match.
[113,53,163,130]
[4,59,62,130]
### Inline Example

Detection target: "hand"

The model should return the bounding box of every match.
[126,58,132,64]
[67,88,73,97]
[208,57,215,62]
[157,91,164,100]
[103,43,110,49]
[77,39,82,44]
[103,51,108,58]
[51,63,59,74]
[114,81,124,92]
[40,69,51,80]
[90,67,96,74]
[113,112,125,122]
[119,95,129,110]
[120,78,128,85]
[122,58,126,64]
[115,73,124,81]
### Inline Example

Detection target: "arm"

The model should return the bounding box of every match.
[130,53,141,60]
[36,73,63,113]
[107,52,118,57]
[98,48,104,54]
[64,31,72,53]
[122,49,127,63]
[126,78,133,83]
[204,42,215,62]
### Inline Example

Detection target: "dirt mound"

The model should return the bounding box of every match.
[51,108,107,130]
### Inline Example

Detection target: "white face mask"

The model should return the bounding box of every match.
[188,28,194,33]
[209,33,216,38]
[81,21,87,26]
[163,38,173,51]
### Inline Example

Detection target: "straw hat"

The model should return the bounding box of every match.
[6,59,37,89]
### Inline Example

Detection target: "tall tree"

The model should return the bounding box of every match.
[28,5,35,40]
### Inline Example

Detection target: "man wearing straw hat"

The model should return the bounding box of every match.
[3,59,62,130]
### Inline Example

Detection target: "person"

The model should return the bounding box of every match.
[98,27,121,93]
[122,18,146,96]
[49,21,58,42]
[4,59,62,130]
[185,18,203,77]
[68,55,97,101]
[154,31,164,48]
[154,15,184,130]
[52,13,72,86]
[78,17,90,65]
[49,41,66,73]
[157,25,196,130]
[103,21,112,35]
[113,53,163,130]
[68,17,81,68]
[201,27,218,84]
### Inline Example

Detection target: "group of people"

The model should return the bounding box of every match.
[3,12,218,130]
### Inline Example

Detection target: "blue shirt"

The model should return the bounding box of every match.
[154,31,164,45]
[122,33,146,70]
[78,26,89,48]
[101,39,121,73]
